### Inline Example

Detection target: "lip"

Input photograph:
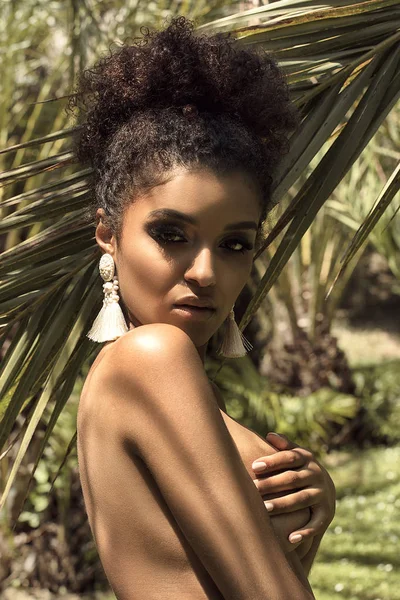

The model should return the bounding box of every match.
[174,296,216,309]
[172,305,216,320]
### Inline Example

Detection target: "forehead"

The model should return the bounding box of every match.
[124,167,261,226]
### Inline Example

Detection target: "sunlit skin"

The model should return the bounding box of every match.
[96,165,261,363]
[93,164,335,572]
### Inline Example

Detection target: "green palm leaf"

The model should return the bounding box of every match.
[0,268,99,512]
[241,43,400,331]
[327,160,400,294]
[0,127,80,157]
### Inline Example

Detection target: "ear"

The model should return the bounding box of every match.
[95,208,117,257]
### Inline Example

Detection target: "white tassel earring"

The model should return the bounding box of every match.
[87,253,129,343]
[217,306,253,358]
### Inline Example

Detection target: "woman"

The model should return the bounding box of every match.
[75,16,335,599]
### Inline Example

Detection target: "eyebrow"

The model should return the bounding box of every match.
[147,209,258,231]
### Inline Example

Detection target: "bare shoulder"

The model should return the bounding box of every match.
[98,324,208,413]
[96,325,219,457]
[103,323,198,371]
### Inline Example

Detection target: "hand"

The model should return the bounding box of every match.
[251,432,336,545]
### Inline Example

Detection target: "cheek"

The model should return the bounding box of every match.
[118,237,175,302]
[224,256,253,293]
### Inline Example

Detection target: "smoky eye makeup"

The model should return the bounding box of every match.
[145,220,186,240]
[144,218,255,253]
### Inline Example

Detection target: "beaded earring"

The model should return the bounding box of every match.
[217,306,253,358]
[87,253,129,343]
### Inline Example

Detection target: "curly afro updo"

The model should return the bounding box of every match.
[70,16,299,247]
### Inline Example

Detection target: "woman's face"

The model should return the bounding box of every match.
[96,166,261,361]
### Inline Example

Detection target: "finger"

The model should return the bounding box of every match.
[262,487,322,515]
[288,506,330,543]
[252,448,311,474]
[266,432,297,451]
[254,468,318,494]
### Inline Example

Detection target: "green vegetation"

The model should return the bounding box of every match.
[310,446,400,600]
[308,331,400,599]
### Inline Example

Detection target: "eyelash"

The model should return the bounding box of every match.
[148,223,253,254]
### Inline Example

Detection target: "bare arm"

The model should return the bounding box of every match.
[249,433,336,571]
[298,533,325,577]
[109,324,315,600]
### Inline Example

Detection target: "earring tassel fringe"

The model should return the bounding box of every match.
[87,300,129,343]
[218,315,253,358]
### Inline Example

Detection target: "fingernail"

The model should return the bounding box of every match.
[252,461,267,472]
[289,533,303,543]
[264,502,274,512]
[268,432,284,439]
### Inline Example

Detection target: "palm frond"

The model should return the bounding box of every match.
[327,160,400,294]
[0,127,80,157]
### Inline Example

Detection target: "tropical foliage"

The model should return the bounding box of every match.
[310,444,400,600]
[235,106,400,395]
[209,352,359,454]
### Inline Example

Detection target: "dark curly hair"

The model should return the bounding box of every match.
[70,16,299,247]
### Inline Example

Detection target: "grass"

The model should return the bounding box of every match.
[309,445,400,600]
[332,321,400,367]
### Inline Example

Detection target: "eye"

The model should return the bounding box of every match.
[146,222,253,254]
[147,223,187,244]
[223,238,254,254]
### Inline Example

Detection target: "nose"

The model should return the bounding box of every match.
[184,246,217,287]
